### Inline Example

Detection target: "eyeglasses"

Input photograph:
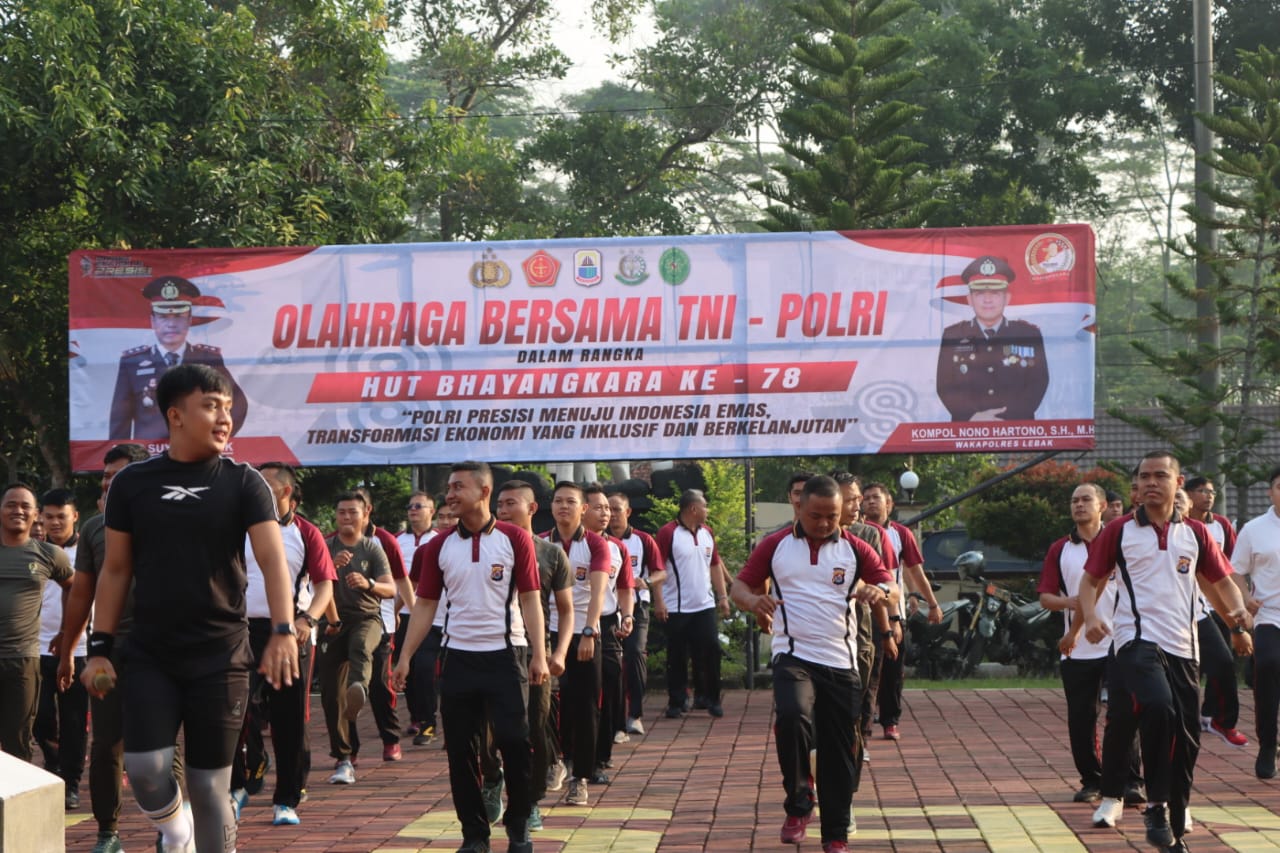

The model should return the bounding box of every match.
[407,503,431,510]
[1194,489,1215,496]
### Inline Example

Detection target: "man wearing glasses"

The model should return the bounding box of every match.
[395,493,440,744]
[1185,476,1247,747]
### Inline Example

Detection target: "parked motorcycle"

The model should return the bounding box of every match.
[904,585,975,680]
[954,550,1015,676]
[1007,593,1062,677]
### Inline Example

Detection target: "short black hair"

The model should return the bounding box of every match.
[583,482,607,500]
[258,462,297,491]
[497,480,536,499]
[828,471,861,487]
[678,489,706,512]
[863,481,891,500]
[788,472,816,492]
[553,481,585,499]
[452,460,492,486]
[335,490,367,508]
[1269,467,1280,488]
[156,363,232,421]
[1184,475,1210,492]
[802,475,839,500]
[1139,450,1180,474]
[40,488,76,509]
[1105,490,1123,504]
[103,444,149,466]
[1,483,38,505]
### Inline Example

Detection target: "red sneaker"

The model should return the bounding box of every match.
[781,813,811,844]
[1210,721,1248,747]
[822,843,850,853]
[884,724,901,741]
[383,743,403,761]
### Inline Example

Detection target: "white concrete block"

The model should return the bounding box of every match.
[0,750,65,853]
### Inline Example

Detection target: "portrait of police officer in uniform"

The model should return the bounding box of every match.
[935,255,1049,422]
[108,275,248,440]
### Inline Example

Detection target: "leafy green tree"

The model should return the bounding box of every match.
[963,460,1126,560]
[0,0,415,484]
[761,0,939,230]
[1113,47,1280,519]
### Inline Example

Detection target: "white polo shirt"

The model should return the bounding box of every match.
[598,534,635,616]
[397,527,438,618]
[414,517,540,653]
[739,524,889,670]
[656,520,721,614]
[40,539,84,655]
[245,515,338,623]
[612,526,663,605]
[1231,506,1280,629]
[1084,508,1232,660]
[543,526,610,633]
[1038,531,1114,661]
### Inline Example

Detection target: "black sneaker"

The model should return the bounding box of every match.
[664,705,683,719]
[1144,804,1174,848]
[1167,839,1189,852]
[1257,747,1277,780]
[589,767,610,785]
[1073,785,1102,804]
[455,840,492,853]
[693,695,710,710]
[1124,783,1148,805]
[708,703,724,718]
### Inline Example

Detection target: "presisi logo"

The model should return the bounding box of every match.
[161,486,210,502]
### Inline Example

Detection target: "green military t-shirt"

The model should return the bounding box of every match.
[327,534,390,621]
[0,539,73,657]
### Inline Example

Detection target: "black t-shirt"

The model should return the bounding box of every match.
[105,452,277,664]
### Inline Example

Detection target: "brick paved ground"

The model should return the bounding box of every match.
[64,688,1279,852]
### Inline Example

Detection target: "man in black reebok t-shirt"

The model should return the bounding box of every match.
[83,364,299,853]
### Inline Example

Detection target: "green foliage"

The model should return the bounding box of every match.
[761,0,939,230]
[1111,46,1280,518]
[962,460,1127,560]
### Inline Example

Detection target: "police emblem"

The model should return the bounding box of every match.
[161,281,181,301]
[659,247,691,285]
[1176,555,1192,574]
[615,252,648,286]
[469,249,512,288]
[831,567,846,586]
[522,250,560,287]
[575,565,588,582]
[574,250,602,286]
[491,563,505,582]
[1025,233,1076,276]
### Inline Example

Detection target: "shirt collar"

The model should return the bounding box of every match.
[792,520,840,542]
[454,514,497,539]
[1135,505,1181,527]
[550,524,586,544]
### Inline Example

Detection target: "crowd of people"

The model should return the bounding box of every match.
[0,366,1276,853]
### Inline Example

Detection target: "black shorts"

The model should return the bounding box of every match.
[122,654,250,769]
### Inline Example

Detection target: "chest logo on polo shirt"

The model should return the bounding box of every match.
[1176,555,1192,574]
[491,563,505,582]
[28,562,41,577]
[575,565,588,582]
[161,485,210,502]
[832,568,846,585]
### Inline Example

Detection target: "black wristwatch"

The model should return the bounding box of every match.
[582,627,597,638]
[879,630,894,640]
[273,622,296,637]
[296,611,317,628]
[889,614,902,623]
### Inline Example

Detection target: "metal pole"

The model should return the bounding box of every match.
[1193,0,1222,502]
[900,451,1061,528]
[744,458,758,688]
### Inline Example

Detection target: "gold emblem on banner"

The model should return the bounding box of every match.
[470,249,511,288]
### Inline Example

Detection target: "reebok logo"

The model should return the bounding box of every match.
[161,486,210,502]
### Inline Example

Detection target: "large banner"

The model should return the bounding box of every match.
[68,226,1096,470]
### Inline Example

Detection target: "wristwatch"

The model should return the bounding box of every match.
[296,611,317,628]
[581,627,597,638]
[889,614,902,623]
[273,622,296,637]
[1231,624,1247,635]
[879,630,894,640]
[875,583,892,599]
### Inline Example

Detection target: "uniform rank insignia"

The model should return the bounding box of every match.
[490,563,505,582]
[831,568,846,586]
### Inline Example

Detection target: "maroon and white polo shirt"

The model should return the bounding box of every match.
[739,523,890,670]
[1039,531,1113,661]
[413,517,540,652]
[245,515,338,621]
[1084,508,1232,660]
[543,525,610,634]
[613,526,664,605]
[655,520,721,614]
[599,534,636,617]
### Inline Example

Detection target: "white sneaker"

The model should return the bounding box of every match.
[230,788,249,821]
[849,809,857,835]
[546,760,567,792]
[1185,807,1193,833]
[1093,797,1123,828]
[626,717,645,735]
[328,759,355,785]
[566,778,589,806]
[613,730,630,744]
[272,804,301,826]
[1200,715,1213,732]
